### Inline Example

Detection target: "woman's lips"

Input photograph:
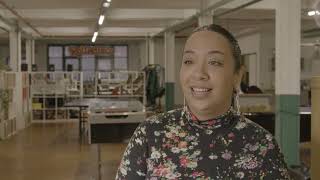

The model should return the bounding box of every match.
[190,87,212,97]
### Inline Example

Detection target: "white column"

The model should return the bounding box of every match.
[26,39,32,72]
[198,0,213,27]
[276,1,300,95]
[165,31,175,83]
[9,29,21,72]
[148,37,156,65]
[164,31,175,110]
[275,0,300,166]
[31,39,35,65]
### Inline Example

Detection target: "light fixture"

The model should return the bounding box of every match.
[91,36,97,43]
[92,31,98,43]
[106,0,111,2]
[308,10,320,16]
[98,15,105,25]
[308,10,316,16]
[103,2,110,7]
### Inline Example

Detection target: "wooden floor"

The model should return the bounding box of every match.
[0,123,311,180]
[0,123,127,180]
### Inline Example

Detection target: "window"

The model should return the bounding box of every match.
[49,46,63,71]
[114,46,128,70]
[65,58,80,71]
[47,45,128,71]
[97,59,112,71]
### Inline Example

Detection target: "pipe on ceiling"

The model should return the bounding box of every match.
[0,1,42,37]
[152,0,263,38]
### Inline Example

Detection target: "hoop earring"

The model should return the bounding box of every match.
[233,90,241,115]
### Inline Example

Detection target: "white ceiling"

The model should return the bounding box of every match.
[0,0,319,40]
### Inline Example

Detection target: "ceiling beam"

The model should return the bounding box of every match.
[0,1,42,37]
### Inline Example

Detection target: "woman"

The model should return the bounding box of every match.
[115,24,290,179]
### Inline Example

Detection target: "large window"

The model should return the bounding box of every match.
[48,46,63,71]
[114,46,128,70]
[47,45,128,72]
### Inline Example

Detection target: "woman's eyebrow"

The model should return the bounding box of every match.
[183,50,225,55]
[183,50,195,54]
[208,50,225,56]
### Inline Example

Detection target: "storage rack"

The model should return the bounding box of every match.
[30,72,83,122]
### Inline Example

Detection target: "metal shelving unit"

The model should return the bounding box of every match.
[30,72,82,122]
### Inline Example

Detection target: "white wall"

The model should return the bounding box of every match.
[237,33,262,88]
[259,27,276,90]
[35,41,47,71]
[237,26,320,92]
[128,42,142,71]
[0,45,9,66]
[301,37,320,78]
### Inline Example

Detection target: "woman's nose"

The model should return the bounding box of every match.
[192,63,209,80]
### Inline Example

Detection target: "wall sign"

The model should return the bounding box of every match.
[68,46,114,56]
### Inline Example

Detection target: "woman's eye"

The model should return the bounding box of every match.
[208,60,223,66]
[183,59,193,64]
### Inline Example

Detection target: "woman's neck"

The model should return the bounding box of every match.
[187,104,231,121]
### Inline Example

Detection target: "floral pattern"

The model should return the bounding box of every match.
[115,108,291,180]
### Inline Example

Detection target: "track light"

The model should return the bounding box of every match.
[98,15,105,25]
[308,10,320,16]
[103,2,110,7]
[92,31,98,43]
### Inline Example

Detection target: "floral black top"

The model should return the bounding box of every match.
[115,108,291,180]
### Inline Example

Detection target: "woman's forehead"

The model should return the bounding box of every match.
[184,30,231,52]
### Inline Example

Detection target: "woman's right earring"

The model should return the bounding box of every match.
[234,90,241,115]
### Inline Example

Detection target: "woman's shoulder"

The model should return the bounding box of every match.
[234,116,274,140]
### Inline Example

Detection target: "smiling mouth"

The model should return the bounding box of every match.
[191,87,212,96]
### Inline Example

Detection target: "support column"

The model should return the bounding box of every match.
[275,0,300,166]
[164,31,175,111]
[148,37,155,65]
[31,39,35,65]
[10,27,24,130]
[198,0,213,27]
[26,39,32,72]
[9,28,21,72]
[311,77,320,179]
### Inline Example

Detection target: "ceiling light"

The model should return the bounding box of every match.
[308,10,316,16]
[103,2,110,7]
[91,36,97,43]
[92,31,98,42]
[98,15,105,25]
[106,0,111,2]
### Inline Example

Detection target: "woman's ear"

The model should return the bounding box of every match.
[233,66,245,91]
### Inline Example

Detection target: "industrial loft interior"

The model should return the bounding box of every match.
[0,0,320,179]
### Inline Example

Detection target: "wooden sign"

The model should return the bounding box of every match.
[68,46,114,56]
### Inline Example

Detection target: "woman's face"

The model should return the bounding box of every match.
[180,30,242,119]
